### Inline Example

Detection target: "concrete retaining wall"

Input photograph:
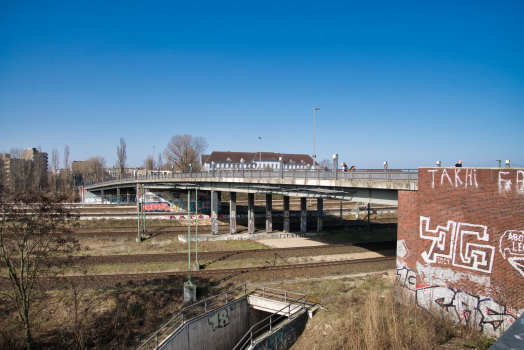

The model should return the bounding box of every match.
[251,311,308,350]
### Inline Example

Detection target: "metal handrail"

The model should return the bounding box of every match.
[85,169,418,188]
[136,284,306,350]
[232,294,306,350]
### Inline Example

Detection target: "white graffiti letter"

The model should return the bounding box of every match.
[498,171,511,193]
[517,170,524,194]
[441,169,453,187]
[420,216,457,264]
[455,169,463,187]
[452,223,494,273]
[428,169,438,188]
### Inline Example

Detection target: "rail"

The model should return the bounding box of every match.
[136,284,306,350]
[84,169,418,188]
[232,290,306,350]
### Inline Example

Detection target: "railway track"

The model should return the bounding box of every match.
[71,218,397,236]
[0,256,395,284]
[47,240,397,266]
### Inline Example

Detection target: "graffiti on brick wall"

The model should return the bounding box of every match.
[499,230,524,277]
[396,267,417,291]
[499,170,524,194]
[415,286,517,336]
[427,168,479,189]
[208,309,230,331]
[420,216,495,273]
[415,262,491,287]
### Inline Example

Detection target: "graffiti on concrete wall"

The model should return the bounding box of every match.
[420,216,495,273]
[208,309,230,332]
[137,191,220,213]
[396,267,417,291]
[500,230,524,277]
[427,168,479,189]
[415,286,517,336]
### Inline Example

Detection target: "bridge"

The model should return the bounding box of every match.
[82,168,417,234]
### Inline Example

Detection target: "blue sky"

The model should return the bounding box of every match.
[1,1,523,169]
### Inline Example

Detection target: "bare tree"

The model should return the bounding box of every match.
[51,148,59,173]
[116,137,127,176]
[319,158,332,170]
[163,134,208,172]
[71,156,106,184]
[143,155,153,170]
[64,145,70,170]
[0,185,79,349]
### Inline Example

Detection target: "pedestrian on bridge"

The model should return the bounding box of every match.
[454,160,463,167]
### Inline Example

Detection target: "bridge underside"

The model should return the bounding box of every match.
[85,177,415,206]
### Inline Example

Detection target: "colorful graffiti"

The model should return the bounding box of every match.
[415,286,517,336]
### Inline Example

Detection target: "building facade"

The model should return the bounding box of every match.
[201,152,316,171]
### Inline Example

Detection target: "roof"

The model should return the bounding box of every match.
[203,151,315,164]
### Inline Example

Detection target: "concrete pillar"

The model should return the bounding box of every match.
[317,198,323,231]
[241,158,245,178]
[266,194,273,233]
[248,193,255,234]
[101,190,104,204]
[300,197,307,233]
[279,157,283,179]
[333,154,338,180]
[230,192,237,234]
[127,189,130,205]
[109,194,112,205]
[117,188,120,206]
[211,190,219,235]
[283,196,290,233]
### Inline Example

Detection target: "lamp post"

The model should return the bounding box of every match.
[152,146,155,170]
[190,163,193,177]
[313,108,320,164]
[257,136,262,168]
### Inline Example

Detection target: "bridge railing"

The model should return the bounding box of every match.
[84,169,418,188]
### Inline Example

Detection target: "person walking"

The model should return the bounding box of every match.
[454,160,463,167]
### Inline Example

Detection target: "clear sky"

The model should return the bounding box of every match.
[1,1,523,169]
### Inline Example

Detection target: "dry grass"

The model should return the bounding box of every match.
[284,273,496,350]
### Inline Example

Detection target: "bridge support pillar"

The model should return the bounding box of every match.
[127,190,130,205]
[101,190,104,204]
[300,198,307,233]
[317,198,323,231]
[266,194,273,233]
[248,193,255,234]
[211,190,219,235]
[230,192,237,234]
[283,196,290,233]
[109,194,112,205]
[117,188,120,206]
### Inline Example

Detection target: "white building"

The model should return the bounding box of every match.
[201,152,316,171]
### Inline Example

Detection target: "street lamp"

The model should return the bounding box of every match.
[257,136,262,168]
[152,146,155,170]
[313,108,320,163]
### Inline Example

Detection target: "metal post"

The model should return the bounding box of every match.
[187,190,191,283]
[496,160,501,167]
[333,154,338,180]
[436,161,441,167]
[313,108,319,161]
[279,157,283,179]
[241,158,245,178]
[194,188,200,270]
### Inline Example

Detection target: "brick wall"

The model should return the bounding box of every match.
[397,167,524,337]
